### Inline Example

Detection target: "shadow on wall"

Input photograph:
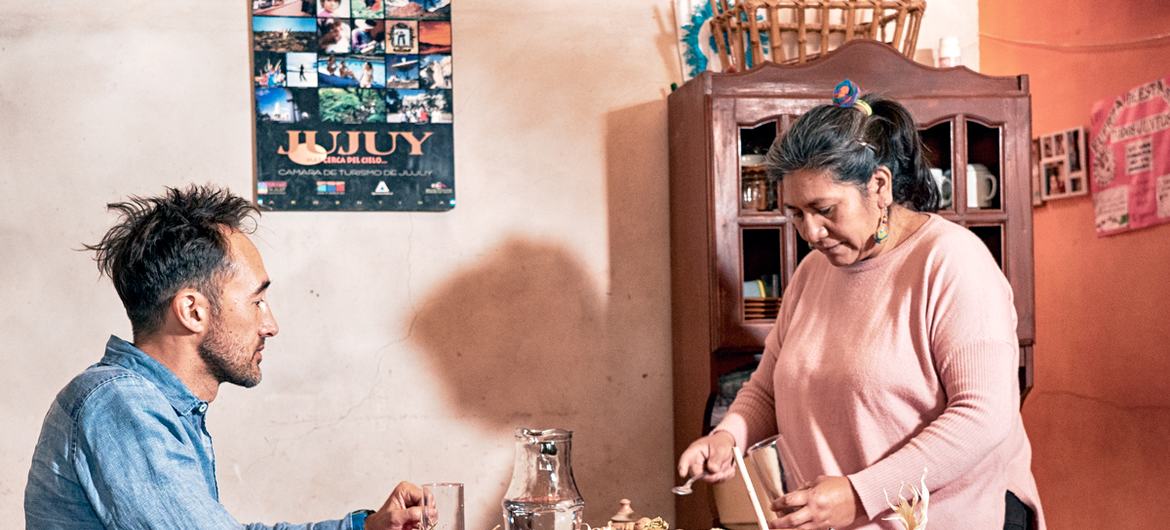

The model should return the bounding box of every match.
[408,98,673,527]
[410,238,606,423]
[409,238,609,530]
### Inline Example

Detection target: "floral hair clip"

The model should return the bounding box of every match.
[832,79,872,117]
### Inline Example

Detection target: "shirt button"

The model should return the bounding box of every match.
[197,403,208,413]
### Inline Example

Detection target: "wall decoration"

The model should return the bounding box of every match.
[671,0,785,77]
[1036,126,1087,202]
[1089,77,1170,236]
[1030,138,1043,206]
[673,0,719,81]
[672,0,928,80]
[250,0,454,212]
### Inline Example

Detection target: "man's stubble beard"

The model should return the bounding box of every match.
[198,318,262,388]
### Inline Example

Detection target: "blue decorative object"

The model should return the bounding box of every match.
[680,2,712,79]
[680,3,773,78]
[831,79,872,115]
[832,79,861,108]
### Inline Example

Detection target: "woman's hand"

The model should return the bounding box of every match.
[769,476,864,530]
[677,430,737,482]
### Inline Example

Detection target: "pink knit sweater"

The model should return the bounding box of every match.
[720,214,1044,529]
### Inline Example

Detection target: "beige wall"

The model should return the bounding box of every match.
[914,0,980,69]
[0,2,677,527]
[0,2,975,528]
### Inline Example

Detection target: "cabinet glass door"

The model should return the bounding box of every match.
[739,121,779,213]
[966,119,1004,211]
[919,120,955,212]
[968,224,1005,270]
[741,227,783,321]
[717,101,816,348]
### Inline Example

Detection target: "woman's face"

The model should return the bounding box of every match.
[782,167,888,267]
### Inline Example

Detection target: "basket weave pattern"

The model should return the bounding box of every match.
[707,0,927,70]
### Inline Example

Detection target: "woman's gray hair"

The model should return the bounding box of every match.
[766,95,940,212]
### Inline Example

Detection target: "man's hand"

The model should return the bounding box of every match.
[365,481,435,530]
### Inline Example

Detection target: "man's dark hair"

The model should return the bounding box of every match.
[84,185,259,338]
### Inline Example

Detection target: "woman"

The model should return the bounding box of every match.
[359,61,374,88]
[677,86,1044,529]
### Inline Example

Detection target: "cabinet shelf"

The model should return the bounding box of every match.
[736,216,789,225]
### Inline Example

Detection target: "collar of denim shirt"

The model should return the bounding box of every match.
[100,335,208,416]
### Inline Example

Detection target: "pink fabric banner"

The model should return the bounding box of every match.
[1089,78,1170,236]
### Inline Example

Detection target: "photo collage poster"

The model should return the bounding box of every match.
[251,0,454,211]
[1090,77,1170,236]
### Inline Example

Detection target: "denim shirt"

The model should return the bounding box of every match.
[25,336,355,529]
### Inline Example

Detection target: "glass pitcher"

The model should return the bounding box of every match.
[502,428,585,530]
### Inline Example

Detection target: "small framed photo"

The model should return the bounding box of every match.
[1036,126,1089,201]
[1042,160,1067,196]
[1030,138,1043,206]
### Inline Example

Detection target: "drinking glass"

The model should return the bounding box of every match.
[745,434,805,504]
[422,482,465,530]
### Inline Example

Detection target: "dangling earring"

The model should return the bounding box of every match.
[874,206,890,244]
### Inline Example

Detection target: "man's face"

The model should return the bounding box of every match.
[198,231,279,387]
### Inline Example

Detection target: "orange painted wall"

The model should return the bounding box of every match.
[980,1,1170,527]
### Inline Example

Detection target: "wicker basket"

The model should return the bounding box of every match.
[707,0,927,71]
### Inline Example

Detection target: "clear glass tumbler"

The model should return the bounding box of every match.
[422,482,465,530]
[745,434,805,504]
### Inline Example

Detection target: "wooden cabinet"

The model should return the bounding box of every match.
[667,40,1034,528]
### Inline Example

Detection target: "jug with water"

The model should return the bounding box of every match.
[502,428,585,530]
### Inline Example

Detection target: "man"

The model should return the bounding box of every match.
[25,185,424,529]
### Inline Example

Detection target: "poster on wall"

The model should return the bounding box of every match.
[250,0,454,212]
[1089,77,1170,236]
